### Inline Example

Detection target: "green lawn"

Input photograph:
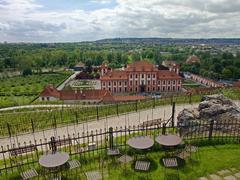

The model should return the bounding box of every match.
[1,144,239,180]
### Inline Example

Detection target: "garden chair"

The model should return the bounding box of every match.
[135,160,151,171]
[20,168,38,180]
[85,170,101,180]
[67,159,81,169]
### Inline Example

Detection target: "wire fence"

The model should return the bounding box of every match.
[1,87,236,138]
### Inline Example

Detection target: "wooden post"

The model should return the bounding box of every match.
[7,123,11,137]
[171,102,175,127]
[96,106,99,120]
[109,127,114,149]
[135,100,138,112]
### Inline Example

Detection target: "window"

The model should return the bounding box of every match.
[148,81,150,85]
[178,86,180,91]
[142,74,144,78]
[125,87,127,91]
[114,81,116,86]
[135,87,138,91]
[163,80,165,85]
[168,87,170,91]
[163,87,165,91]
[158,81,160,85]
[130,74,133,78]
[153,74,155,78]
[173,80,175,84]
[41,97,44,101]
[119,88,122,92]
[130,81,132,86]
[47,97,49,101]
[125,81,127,85]
[172,87,175,91]
[148,74,150,78]
[168,81,171,85]
[103,82,105,86]
[135,74,138,78]
[148,87,150,91]
[136,81,138,85]
[109,88,111,91]
[178,80,181,84]
[153,87,155,91]
[119,82,121,86]
[109,82,111,86]
[130,88,132,91]
[153,81,155,85]
[114,87,116,92]
[158,87,160,91]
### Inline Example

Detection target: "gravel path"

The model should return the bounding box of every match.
[0,103,197,147]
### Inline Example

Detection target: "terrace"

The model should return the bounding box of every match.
[0,118,239,180]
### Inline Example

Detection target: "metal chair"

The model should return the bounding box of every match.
[68,160,81,170]
[135,160,151,171]
[20,168,38,180]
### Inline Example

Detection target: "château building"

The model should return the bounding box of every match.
[100,61,182,94]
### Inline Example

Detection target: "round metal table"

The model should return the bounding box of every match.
[155,134,182,147]
[39,152,69,168]
[127,136,154,150]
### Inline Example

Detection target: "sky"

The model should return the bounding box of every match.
[0,0,240,42]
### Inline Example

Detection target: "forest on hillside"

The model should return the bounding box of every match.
[0,42,240,80]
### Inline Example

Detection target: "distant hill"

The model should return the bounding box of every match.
[95,38,240,46]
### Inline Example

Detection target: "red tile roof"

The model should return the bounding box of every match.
[157,70,182,80]
[186,55,200,64]
[233,81,240,87]
[59,89,109,100]
[100,70,128,80]
[125,60,158,72]
[39,85,60,98]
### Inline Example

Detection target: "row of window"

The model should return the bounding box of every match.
[103,80,181,87]
[104,86,181,93]
[130,74,156,79]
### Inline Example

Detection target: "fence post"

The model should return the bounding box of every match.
[135,100,138,112]
[31,119,35,133]
[75,112,78,124]
[153,98,156,108]
[116,103,119,116]
[7,123,11,137]
[208,119,214,141]
[162,123,166,135]
[96,106,99,120]
[171,102,175,127]
[109,127,113,149]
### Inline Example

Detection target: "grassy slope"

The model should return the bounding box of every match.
[1,144,239,180]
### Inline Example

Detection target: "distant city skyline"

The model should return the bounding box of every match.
[0,0,240,42]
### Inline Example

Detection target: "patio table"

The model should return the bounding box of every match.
[155,134,182,147]
[39,152,69,168]
[127,136,154,150]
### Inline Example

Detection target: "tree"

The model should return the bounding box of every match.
[222,68,232,79]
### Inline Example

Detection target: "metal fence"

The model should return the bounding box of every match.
[0,117,239,174]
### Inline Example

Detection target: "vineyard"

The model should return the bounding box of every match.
[0,87,239,137]
[0,71,72,107]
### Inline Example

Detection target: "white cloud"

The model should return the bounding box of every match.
[0,0,239,42]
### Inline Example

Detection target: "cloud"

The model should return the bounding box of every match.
[0,0,239,42]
